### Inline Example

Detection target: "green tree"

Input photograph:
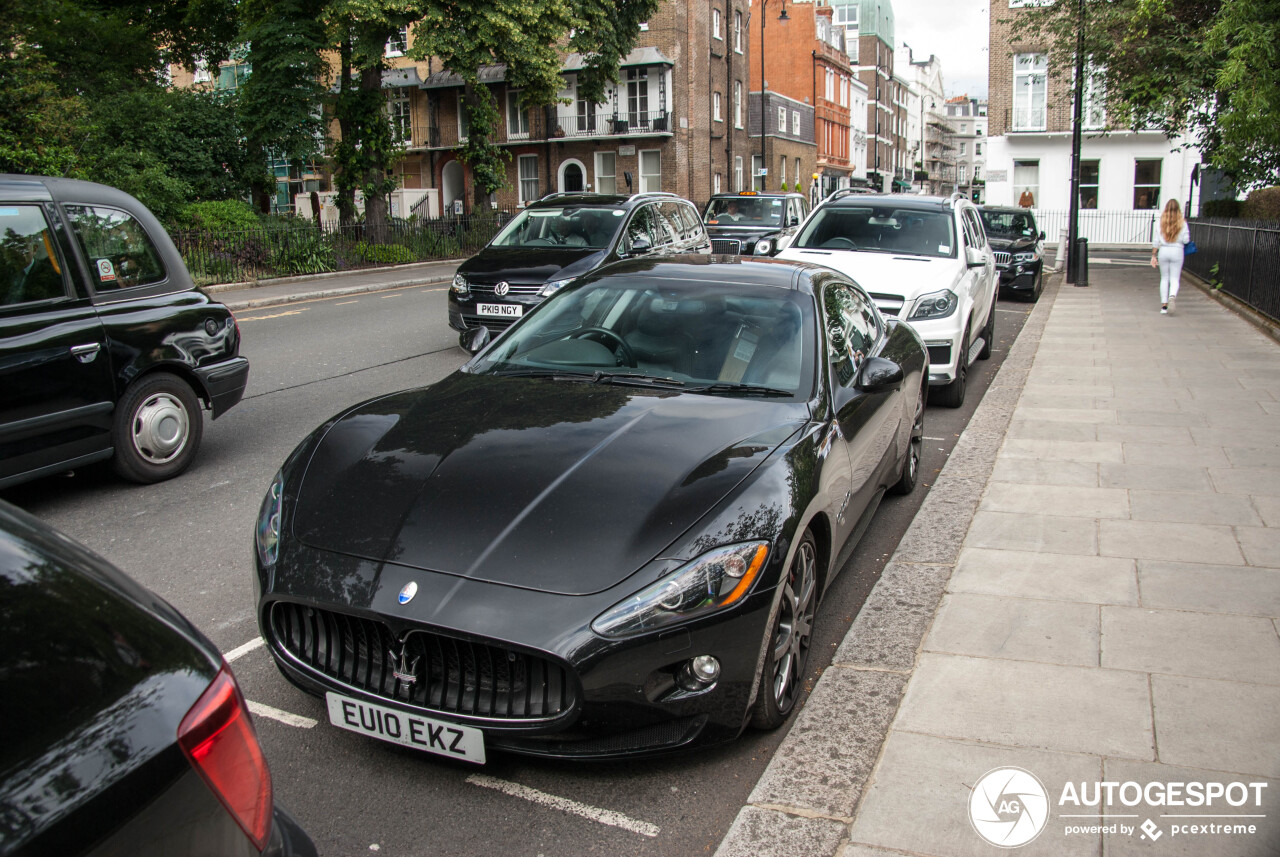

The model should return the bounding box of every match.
[1010,0,1280,189]
[410,0,662,208]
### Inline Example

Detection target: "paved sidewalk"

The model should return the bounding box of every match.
[204,258,461,311]
[718,265,1280,856]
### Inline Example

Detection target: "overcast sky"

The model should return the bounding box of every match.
[894,0,991,99]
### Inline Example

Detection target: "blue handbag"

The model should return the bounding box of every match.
[1185,241,1198,255]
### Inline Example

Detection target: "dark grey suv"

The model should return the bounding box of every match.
[448,192,710,348]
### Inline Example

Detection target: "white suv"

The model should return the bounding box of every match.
[776,193,997,407]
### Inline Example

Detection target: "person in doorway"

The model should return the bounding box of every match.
[1151,198,1191,314]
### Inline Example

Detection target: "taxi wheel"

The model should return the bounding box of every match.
[112,372,203,483]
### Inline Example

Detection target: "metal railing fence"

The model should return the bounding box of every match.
[1185,218,1280,323]
[172,213,512,286]
[1032,209,1158,245]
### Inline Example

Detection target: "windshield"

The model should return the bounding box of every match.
[979,209,1037,237]
[469,276,816,398]
[490,205,624,249]
[794,204,957,258]
[705,197,785,228]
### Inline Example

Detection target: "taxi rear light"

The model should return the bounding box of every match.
[178,665,273,851]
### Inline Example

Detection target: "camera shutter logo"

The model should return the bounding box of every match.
[969,767,1050,848]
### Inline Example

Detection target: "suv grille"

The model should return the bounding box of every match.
[469,282,544,297]
[711,239,742,255]
[993,251,1012,266]
[270,602,577,722]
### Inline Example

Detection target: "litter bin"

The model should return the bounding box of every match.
[1073,237,1089,287]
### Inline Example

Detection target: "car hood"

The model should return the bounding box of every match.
[986,235,1038,253]
[706,225,780,240]
[458,247,604,285]
[292,373,807,595]
[776,248,963,301]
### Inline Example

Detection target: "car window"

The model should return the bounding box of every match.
[624,205,660,250]
[979,209,1037,238]
[490,205,622,249]
[0,205,69,307]
[823,282,879,387]
[656,202,687,245]
[64,205,166,291]
[674,203,704,240]
[963,209,987,249]
[796,204,956,258]
[705,197,784,227]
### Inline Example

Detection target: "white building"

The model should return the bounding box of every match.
[945,96,987,201]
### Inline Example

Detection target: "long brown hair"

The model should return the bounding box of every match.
[1160,199,1185,243]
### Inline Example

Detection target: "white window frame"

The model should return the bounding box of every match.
[752,154,763,191]
[193,59,211,83]
[713,91,723,122]
[714,172,722,193]
[639,149,662,193]
[518,154,539,206]
[1133,159,1162,210]
[385,27,408,57]
[1012,53,1048,131]
[1013,159,1039,207]
[780,156,786,187]
[507,89,530,138]
[594,151,617,195]
[457,93,469,141]
[777,105,787,132]
[386,89,411,143]
[1082,62,1106,130]
[734,81,743,129]
[734,11,743,53]
[792,111,800,136]
[734,156,743,192]
[713,8,722,39]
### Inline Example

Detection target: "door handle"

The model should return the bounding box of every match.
[70,343,101,364]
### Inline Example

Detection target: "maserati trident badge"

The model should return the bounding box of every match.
[398,581,418,605]
[389,643,420,687]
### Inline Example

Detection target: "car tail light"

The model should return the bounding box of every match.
[178,664,273,851]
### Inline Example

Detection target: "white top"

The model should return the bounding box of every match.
[1153,222,1190,249]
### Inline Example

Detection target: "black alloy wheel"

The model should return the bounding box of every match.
[933,323,970,409]
[751,530,818,729]
[889,384,925,496]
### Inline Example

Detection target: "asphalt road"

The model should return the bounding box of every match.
[2,279,1034,857]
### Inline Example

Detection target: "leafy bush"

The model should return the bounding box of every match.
[174,199,262,231]
[352,242,416,265]
[271,230,336,275]
[1241,187,1280,222]
[1200,199,1241,218]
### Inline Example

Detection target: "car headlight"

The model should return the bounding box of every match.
[754,239,773,256]
[538,277,573,297]
[1013,251,1039,263]
[256,470,284,568]
[591,542,770,638]
[909,289,959,320]
[451,274,470,296]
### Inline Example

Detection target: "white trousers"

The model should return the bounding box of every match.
[1157,246,1184,304]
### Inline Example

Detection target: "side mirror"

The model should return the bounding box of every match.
[856,357,904,392]
[461,325,491,354]
[1039,230,1046,240]
[775,235,793,252]
[787,214,800,227]
[966,246,987,268]
[627,235,653,256]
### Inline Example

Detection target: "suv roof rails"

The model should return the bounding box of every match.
[825,187,877,203]
[628,191,680,201]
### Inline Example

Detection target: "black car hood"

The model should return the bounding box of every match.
[706,225,781,241]
[458,247,604,284]
[986,235,1038,253]
[292,373,807,595]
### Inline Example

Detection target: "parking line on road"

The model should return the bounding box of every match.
[238,308,310,322]
[224,637,265,663]
[466,774,660,838]
[380,293,402,299]
[335,300,359,305]
[248,700,318,729]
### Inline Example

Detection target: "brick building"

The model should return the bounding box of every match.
[367,1,756,214]
[835,0,906,192]
[985,0,1199,211]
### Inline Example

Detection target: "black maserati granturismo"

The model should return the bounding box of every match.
[254,255,927,761]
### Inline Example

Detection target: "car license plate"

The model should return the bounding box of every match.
[477,303,522,318]
[325,693,485,764]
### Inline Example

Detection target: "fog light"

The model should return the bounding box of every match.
[676,655,721,692]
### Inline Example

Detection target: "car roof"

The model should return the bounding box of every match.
[582,254,841,294]
[823,193,960,212]
[708,192,804,200]
[528,192,695,210]
[0,174,155,209]
[978,205,1033,215]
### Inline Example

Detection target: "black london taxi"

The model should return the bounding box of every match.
[702,191,810,257]
[0,175,249,489]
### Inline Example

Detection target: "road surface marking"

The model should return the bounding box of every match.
[238,308,310,322]
[466,774,660,838]
[336,300,360,305]
[224,637,265,663]
[380,293,402,299]
[248,700,318,729]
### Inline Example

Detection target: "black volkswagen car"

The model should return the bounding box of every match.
[256,256,927,761]
[978,205,1046,301]
[0,499,315,856]
[0,175,249,489]
[702,191,809,257]
[448,192,710,345]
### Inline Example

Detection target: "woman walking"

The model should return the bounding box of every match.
[1151,199,1191,314]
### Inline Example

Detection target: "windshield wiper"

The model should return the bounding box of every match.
[488,368,599,380]
[685,382,793,397]
[588,372,686,388]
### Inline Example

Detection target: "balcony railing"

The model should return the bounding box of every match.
[418,109,673,150]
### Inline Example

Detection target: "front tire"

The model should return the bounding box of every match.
[112,372,203,483]
[932,324,970,409]
[751,531,818,730]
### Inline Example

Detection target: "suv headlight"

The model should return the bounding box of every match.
[1013,251,1040,263]
[256,470,284,568]
[591,542,770,638]
[754,239,773,256]
[909,289,959,320]
[451,274,470,296]
[538,277,573,297]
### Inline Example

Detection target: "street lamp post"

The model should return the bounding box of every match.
[1066,0,1086,284]
[759,0,789,191]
